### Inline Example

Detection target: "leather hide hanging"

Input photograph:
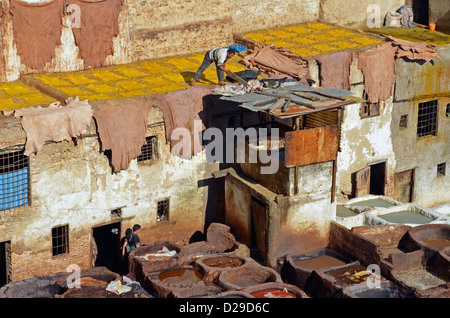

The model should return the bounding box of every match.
[68,0,124,68]
[9,0,64,70]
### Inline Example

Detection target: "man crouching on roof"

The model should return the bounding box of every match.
[191,47,236,86]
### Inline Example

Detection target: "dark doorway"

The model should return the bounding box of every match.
[412,0,429,25]
[92,222,121,274]
[0,241,10,287]
[250,197,267,263]
[369,162,386,196]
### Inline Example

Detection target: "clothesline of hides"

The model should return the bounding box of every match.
[93,86,216,172]
[9,0,124,70]
[2,87,214,173]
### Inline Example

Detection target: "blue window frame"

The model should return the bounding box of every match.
[0,150,29,211]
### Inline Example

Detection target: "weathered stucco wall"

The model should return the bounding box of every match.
[336,57,396,200]
[337,46,450,208]
[390,45,450,208]
[320,0,405,27]
[0,104,213,281]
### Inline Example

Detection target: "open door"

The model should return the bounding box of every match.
[0,241,10,288]
[353,166,371,197]
[92,222,121,274]
[394,169,414,203]
[250,197,267,261]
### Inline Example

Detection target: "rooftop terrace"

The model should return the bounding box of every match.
[0,22,447,113]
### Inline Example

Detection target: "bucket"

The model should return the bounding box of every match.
[429,23,436,31]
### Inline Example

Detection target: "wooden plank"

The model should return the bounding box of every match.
[284,125,339,167]
[354,166,371,197]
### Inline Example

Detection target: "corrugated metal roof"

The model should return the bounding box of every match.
[218,81,360,118]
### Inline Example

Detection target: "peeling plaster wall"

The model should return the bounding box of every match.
[320,0,405,27]
[0,107,213,281]
[390,46,450,208]
[0,0,131,82]
[337,46,450,208]
[336,57,396,200]
[225,160,334,267]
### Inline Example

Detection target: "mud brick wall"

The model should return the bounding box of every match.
[10,233,91,282]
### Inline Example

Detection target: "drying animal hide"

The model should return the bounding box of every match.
[148,86,214,159]
[68,0,123,68]
[358,37,443,103]
[10,0,64,70]
[315,50,353,91]
[242,45,309,84]
[357,42,398,104]
[93,99,151,173]
[3,97,93,156]
[385,35,443,62]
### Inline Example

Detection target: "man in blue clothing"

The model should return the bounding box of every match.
[191,47,236,86]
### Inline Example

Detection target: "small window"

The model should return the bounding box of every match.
[111,208,122,218]
[0,149,29,211]
[437,162,446,176]
[399,114,408,129]
[157,199,169,222]
[137,136,157,162]
[446,103,450,117]
[360,91,380,118]
[417,99,438,137]
[52,225,69,256]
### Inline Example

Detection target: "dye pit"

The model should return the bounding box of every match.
[379,211,434,225]
[251,288,297,298]
[1,222,449,298]
[202,257,245,268]
[348,198,395,208]
[293,254,347,270]
[158,268,204,285]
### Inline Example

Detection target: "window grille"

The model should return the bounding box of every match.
[399,114,408,128]
[437,162,446,176]
[52,225,69,256]
[0,150,29,211]
[157,199,169,222]
[360,91,380,118]
[137,136,156,162]
[417,100,438,137]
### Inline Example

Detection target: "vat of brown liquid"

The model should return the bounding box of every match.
[196,254,252,285]
[242,282,308,298]
[281,248,353,290]
[403,224,450,259]
[145,265,219,298]
[217,264,282,291]
[129,241,181,284]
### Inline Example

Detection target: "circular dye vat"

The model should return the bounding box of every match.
[218,266,281,290]
[422,237,450,248]
[158,268,204,285]
[202,257,245,268]
[251,288,297,298]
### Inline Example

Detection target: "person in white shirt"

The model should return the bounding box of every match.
[191,47,236,86]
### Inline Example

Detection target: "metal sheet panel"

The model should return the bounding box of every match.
[284,125,339,167]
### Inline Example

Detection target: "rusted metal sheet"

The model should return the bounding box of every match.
[284,125,339,167]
